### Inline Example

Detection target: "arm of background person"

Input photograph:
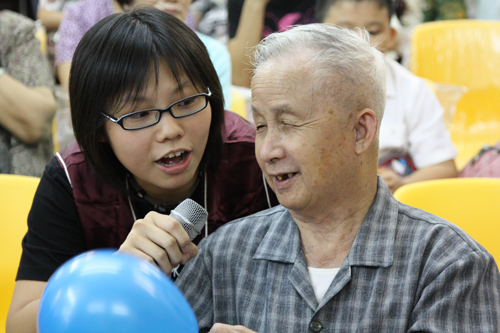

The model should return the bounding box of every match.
[227,0,270,88]
[54,0,101,92]
[57,61,71,92]
[37,8,64,31]
[0,11,57,144]
[6,281,46,333]
[378,159,457,193]
[0,74,56,144]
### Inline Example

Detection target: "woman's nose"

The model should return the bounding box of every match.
[154,112,184,141]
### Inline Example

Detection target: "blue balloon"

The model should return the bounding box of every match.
[38,249,198,333]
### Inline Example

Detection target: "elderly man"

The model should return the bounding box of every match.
[175,24,500,332]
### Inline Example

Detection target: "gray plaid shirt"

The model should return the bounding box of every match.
[176,179,500,332]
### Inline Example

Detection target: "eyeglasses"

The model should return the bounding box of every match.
[101,88,211,130]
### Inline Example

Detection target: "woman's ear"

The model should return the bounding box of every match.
[354,108,378,155]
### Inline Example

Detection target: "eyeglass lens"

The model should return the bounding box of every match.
[122,94,208,129]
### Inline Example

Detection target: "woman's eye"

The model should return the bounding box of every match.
[129,110,151,119]
[368,30,380,36]
[178,97,196,107]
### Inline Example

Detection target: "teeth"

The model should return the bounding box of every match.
[166,151,184,158]
[276,173,295,181]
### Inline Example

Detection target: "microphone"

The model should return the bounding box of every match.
[170,199,208,241]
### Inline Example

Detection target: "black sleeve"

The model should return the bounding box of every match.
[227,0,244,39]
[16,156,87,281]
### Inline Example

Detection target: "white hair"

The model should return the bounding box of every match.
[251,24,386,121]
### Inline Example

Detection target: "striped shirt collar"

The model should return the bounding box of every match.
[253,177,396,268]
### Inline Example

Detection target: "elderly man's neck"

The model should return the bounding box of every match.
[292,176,378,269]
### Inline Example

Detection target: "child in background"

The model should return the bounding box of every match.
[316,0,458,193]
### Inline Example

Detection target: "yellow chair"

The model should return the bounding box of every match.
[230,87,249,120]
[393,178,500,264]
[0,174,40,332]
[410,20,500,169]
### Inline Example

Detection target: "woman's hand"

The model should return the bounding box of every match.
[118,211,198,276]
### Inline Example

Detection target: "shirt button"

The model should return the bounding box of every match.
[309,320,323,332]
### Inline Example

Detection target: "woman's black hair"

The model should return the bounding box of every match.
[70,7,224,193]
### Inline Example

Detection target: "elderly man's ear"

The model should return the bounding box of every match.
[354,108,378,155]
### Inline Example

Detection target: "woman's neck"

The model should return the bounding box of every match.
[132,172,202,207]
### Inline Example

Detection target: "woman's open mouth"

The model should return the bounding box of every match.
[157,150,187,167]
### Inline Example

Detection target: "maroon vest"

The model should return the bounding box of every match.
[57,111,277,250]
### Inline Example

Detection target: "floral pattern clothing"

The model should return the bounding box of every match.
[0,10,54,176]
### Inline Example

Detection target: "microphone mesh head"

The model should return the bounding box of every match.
[170,199,208,240]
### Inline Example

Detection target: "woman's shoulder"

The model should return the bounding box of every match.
[222,110,256,144]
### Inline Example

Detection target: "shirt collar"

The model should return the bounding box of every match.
[347,177,397,268]
[253,208,303,263]
[253,177,397,268]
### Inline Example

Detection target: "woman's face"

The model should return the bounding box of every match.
[104,63,212,205]
[132,0,192,21]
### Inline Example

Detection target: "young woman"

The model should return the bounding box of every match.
[6,8,277,333]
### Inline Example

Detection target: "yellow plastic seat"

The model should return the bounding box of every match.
[230,88,248,120]
[410,20,500,169]
[393,178,500,265]
[0,174,40,332]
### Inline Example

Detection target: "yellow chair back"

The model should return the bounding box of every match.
[393,178,500,264]
[230,89,248,120]
[410,20,500,169]
[0,174,40,331]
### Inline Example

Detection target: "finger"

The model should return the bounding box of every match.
[209,323,257,333]
[180,242,198,265]
[136,222,185,271]
[120,224,177,274]
[150,212,194,252]
[143,212,198,267]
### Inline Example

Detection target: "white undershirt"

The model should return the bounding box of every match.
[308,267,340,303]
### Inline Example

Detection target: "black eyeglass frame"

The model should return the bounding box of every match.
[101,87,212,130]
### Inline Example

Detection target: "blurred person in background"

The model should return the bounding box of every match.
[55,0,232,109]
[0,10,56,177]
[317,0,458,193]
[227,0,316,88]
[36,0,79,78]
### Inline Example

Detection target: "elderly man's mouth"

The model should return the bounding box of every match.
[276,173,297,181]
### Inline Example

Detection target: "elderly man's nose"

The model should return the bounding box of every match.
[258,132,286,163]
